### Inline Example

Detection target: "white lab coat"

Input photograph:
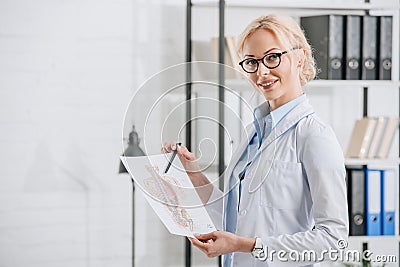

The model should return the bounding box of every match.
[206,98,349,267]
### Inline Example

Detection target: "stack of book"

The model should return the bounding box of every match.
[346,117,399,159]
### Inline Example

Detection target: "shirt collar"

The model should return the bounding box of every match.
[270,94,306,127]
[253,94,307,131]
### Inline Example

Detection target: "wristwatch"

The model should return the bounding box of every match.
[251,237,267,260]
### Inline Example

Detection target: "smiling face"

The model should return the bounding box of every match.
[242,29,304,110]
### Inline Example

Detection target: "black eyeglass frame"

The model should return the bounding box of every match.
[238,48,299,73]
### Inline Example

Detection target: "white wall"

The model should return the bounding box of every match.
[0,0,176,266]
[0,0,218,266]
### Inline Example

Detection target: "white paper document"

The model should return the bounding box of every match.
[121,154,216,237]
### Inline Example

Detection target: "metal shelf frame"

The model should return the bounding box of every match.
[185,1,225,266]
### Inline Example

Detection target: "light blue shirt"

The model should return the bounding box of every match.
[224,94,306,267]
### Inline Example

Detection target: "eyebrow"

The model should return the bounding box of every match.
[244,47,280,58]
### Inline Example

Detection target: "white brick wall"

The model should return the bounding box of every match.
[0,0,219,266]
[0,0,134,266]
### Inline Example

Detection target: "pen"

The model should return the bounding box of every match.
[164,142,182,174]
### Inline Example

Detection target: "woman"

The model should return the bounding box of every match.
[163,14,348,266]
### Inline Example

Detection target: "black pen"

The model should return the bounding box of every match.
[164,142,182,174]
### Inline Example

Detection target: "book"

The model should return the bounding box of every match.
[192,38,238,80]
[367,116,386,158]
[376,117,399,159]
[346,117,377,159]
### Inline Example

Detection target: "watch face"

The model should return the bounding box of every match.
[258,251,265,258]
[252,238,266,260]
[252,248,264,258]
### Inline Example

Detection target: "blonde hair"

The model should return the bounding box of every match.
[237,14,316,86]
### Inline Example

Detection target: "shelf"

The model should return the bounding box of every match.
[345,158,400,166]
[224,78,400,90]
[307,79,400,88]
[201,159,400,169]
[192,0,399,11]
[348,235,400,242]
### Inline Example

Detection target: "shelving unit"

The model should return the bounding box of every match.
[226,79,400,89]
[192,0,399,10]
[186,1,400,266]
[345,158,400,167]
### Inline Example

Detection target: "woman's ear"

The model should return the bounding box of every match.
[297,48,306,67]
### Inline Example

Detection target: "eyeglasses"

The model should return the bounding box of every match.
[239,48,298,73]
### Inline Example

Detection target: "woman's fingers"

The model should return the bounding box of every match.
[177,145,196,161]
[160,142,196,161]
[161,142,180,153]
[161,143,200,173]
[189,232,222,258]
[161,143,170,153]
[195,232,216,242]
[189,238,209,255]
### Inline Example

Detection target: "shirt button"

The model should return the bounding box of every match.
[240,209,247,216]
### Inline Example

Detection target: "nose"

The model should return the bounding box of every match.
[257,62,270,76]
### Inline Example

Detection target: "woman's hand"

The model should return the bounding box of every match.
[161,142,213,204]
[161,142,200,175]
[188,231,256,258]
